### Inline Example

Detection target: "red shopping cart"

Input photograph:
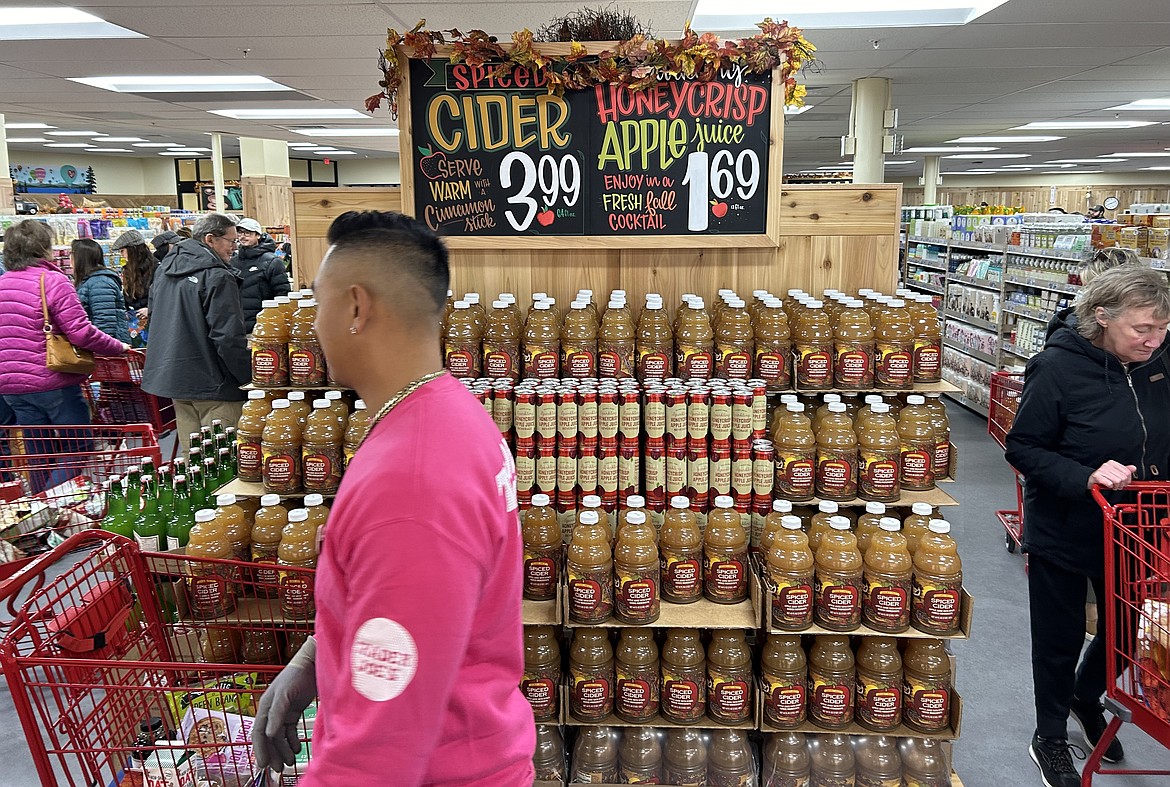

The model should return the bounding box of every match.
[0,530,316,786]
[1082,483,1170,785]
[0,424,160,574]
[988,370,1026,555]
[84,351,176,436]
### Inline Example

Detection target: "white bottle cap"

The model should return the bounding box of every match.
[808,300,824,309]
[690,298,706,309]
[447,289,454,297]
[829,516,851,530]
[216,494,236,506]
[788,289,804,297]
[865,501,886,515]
[532,292,548,301]
[571,301,587,310]
[906,395,926,406]
[501,293,516,304]
[544,298,556,306]
[272,399,290,409]
[261,299,279,309]
[785,402,805,413]
[302,299,317,308]
[323,391,341,401]
[753,289,768,298]
[819,500,838,514]
[533,301,551,311]
[531,493,551,507]
[579,510,600,526]
[625,510,647,526]
[780,394,799,404]
[354,399,366,410]
[911,502,934,516]
[195,509,216,523]
[781,515,803,530]
[464,293,480,304]
[613,289,626,297]
[275,296,290,305]
[260,494,281,507]
[846,301,865,309]
[671,495,691,509]
[248,390,267,400]
[288,508,309,523]
[288,291,303,301]
[305,494,324,507]
[580,289,593,297]
[626,494,646,509]
[313,399,329,409]
[928,519,952,534]
[645,300,663,310]
[879,517,902,532]
[582,494,602,509]
[890,299,906,308]
[865,395,883,405]
[714,495,734,509]
[287,391,305,401]
[772,500,793,513]
[454,301,469,309]
[823,394,841,404]
[828,402,847,413]
[608,299,622,309]
[872,403,891,413]
[493,300,507,309]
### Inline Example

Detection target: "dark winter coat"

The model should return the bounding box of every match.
[141,239,249,402]
[1005,314,1170,576]
[230,236,290,332]
[76,268,131,343]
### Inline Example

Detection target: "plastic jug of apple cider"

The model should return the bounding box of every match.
[483,299,521,381]
[568,628,614,722]
[213,493,250,565]
[533,725,566,783]
[284,390,312,431]
[562,300,599,378]
[912,520,963,636]
[834,301,875,390]
[522,626,561,723]
[898,395,937,491]
[863,518,913,634]
[676,298,715,381]
[660,628,706,724]
[522,494,561,601]
[772,402,816,502]
[185,509,236,618]
[261,399,301,494]
[716,299,754,381]
[813,393,842,433]
[566,509,613,623]
[343,399,368,469]
[766,515,815,631]
[302,399,343,495]
[763,732,810,786]
[816,402,858,502]
[754,298,793,392]
[875,299,914,389]
[794,300,834,390]
[288,299,326,386]
[251,299,288,386]
[599,298,636,379]
[277,508,317,620]
[617,495,649,541]
[923,393,952,480]
[902,639,953,733]
[899,737,951,786]
[523,300,561,379]
[250,494,286,598]
[439,289,455,353]
[858,402,901,503]
[911,294,943,383]
[461,292,486,333]
[855,394,883,432]
[854,735,903,787]
[902,502,935,556]
[636,296,674,381]
[759,499,794,553]
[706,630,753,724]
[814,517,863,631]
[618,728,662,783]
[856,637,904,732]
[570,727,619,784]
[614,511,660,624]
[707,730,754,786]
[236,390,270,483]
[808,637,856,729]
[703,496,749,604]
[761,633,808,728]
[663,729,708,785]
[302,493,329,540]
[808,500,839,555]
[444,301,482,379]
[614,628,660,724]
[855,502,886,556]
[659,496,704,604]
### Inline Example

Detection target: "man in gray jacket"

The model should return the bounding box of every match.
[142,213,249,442]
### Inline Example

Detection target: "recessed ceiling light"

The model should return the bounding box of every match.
[1108,151,1170,157]
[100,137,146,143]
[904,146,998,153]
[44,143,92,148]
[945,153,1030,159]
[133,142,178,148]
[6,137,48,143]
[947,136,1064,143]
[692,0,1011,30]
[47,131,103,137]
[0,8,144,41]
[1048,159,1128,163]
[784,105,814,116]
[292,128,399,137]
[210,108,368,120]
[4,122,55,129]
[85,148,130,153]
[1108,98,1170,111]
[1013,121,1156,130]
[70,75,292,93]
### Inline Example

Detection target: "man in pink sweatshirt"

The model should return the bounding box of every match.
[252,211,534,784]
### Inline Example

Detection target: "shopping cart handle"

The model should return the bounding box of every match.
[0,530,136,615]
[1090,483,1111,513]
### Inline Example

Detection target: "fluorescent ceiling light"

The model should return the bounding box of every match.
[71,75,292,93]
[47,131,103,137]
[45,143,91,148]
[692,0,1011,30]
[322,151,357,155]
[133,142,178,148]
[6,137,48,143]
[1048,159,1128,163]
[100,137,146,142]
[904,146,997,153]
[884,160,918,165]
[310,147,339,152]
[1013,120,1156,130]
[210,108,368,120]
[159,151,206,156]
[945,153,1030,159]
[167,147,211,153]
[0,8,144,40]
[1109,98,1170,111]
[1109,151,1170,157]
[1041,170,1103,174]
[85,148,130,153]
[946,135,1064,143]
[1141,166,1170,171]
[955,170,1003,174]
[1001,165,1040,169]
[4,122,54,129]
[292,128,399,137]
[784,105,814,115]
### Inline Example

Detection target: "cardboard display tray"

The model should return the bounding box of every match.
[523,584,563,626]
[212,478,336,499]
[755,687,964,740]
[562,592,759,630]
[790,380,961,395]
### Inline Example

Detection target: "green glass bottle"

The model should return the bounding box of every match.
[189,464,208,510]
[140,456,157,481]
[158,465,175,522]
[167,475,196,550]
[133,474,167,552]
[202,457,218,496]
[125,466,142,529]
[188,432,201,453]
[103,475,135,539]
[217,447,234,488]
[211,419,225,438]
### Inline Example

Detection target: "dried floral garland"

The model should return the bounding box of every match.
[366,18,816,119]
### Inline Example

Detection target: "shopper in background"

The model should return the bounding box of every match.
[251,210,534,786]
[141,213,249,442]
[1006,264,1170,787]
[230,217,290,332]
[1045,248,1143,339]
[115,228,157,340]
[72,238,130,343]
[1087,204,1107,220]
[150,230,181,263]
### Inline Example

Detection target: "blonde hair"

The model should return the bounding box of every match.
[1076,264,1170,342]
[1079,247,1142,286]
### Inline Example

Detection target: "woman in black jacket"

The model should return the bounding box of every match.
[1006,264,1170,787]
[72,238,130,343]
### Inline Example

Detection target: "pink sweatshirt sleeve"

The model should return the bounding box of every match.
[46,274,125,356]
[307,517,484,783]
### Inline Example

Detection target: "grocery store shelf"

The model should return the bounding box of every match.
[948,273,1002,292]
[907,235,949,245]
[943,390,990,419]
[563,596,758,629]
[565,711,756,730]
[942,338,998,366]
[808,486,959,508]
[241,383,354,392]
[792,380,962,395]
[522,597,560,626]
[906,280,945,295]
[1002,341,1038,361]
[943,309,998,332]
[1003,304,1053,323]
[212,478,336,499]
[949,239,1004,253]
[1003,274,1079,296]
[907,259,947,272]
[1006,245,1092,263]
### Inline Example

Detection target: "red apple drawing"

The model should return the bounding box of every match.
[711,201,728,219]
[536,208,555,227]
[418,146,447,180]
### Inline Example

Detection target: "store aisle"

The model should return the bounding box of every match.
[1,405,1168,786]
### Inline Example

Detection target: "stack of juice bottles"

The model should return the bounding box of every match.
[760,733,952,786]
[250,291,330,387]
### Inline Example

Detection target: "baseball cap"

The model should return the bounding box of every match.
[110,229,146,250]
[151,230,181,249]
[236,217,263,234]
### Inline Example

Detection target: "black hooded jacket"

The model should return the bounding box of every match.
[1005,313,1170,575]
[141,238,249,402]
[230,236,290,332]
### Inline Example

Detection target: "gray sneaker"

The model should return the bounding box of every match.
[1029,734,1083,787]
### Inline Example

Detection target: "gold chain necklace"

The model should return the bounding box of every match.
[358,369,448,448]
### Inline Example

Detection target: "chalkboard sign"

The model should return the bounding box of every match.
[407,58,773,238]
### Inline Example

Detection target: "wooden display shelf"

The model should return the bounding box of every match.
[756,688,964,740]
[212,478,335,499]
[176,595,314,629]
[562,593,758,630]
[242,383,354,392]
[523,585,562,626]
[804,486,959,508]
[790,380,961,395]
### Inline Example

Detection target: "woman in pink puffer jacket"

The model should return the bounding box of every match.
[0,220,127,430]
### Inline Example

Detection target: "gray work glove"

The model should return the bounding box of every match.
[252,636,318,773]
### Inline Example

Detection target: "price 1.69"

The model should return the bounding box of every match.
[499,152,582,232]
[681,149,761,232]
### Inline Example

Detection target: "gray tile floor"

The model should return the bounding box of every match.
[1,405,1168,785]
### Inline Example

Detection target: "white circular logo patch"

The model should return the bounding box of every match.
[350,617,418,701]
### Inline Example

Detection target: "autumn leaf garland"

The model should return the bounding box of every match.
[366,18,816,119]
